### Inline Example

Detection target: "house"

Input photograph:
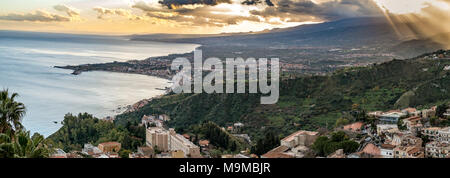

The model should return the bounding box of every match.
[82,144,102,156]
[379,111,405,124]
[422,127,442,140]
[438,127,450,143]
[425,141,450,158]
[199,140,210,148]
[50,148,67,158]
[261,146,295,158]
[98,142,121,153]
[137,146,154,158]
[421,127,450,142]
[359,143,381,157]
[262,130,318,158]
[376,124,398,136]
[394,146,424,158]
[342,122,364,133]
[402,116,423,135]
[402,108,419,116]
[280,130,319,148]
[171,150,185,158]
[380,144,395,158]
[421,108,436,119]
[391,133,422,147]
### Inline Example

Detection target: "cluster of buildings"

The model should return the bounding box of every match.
[146,127,201,158]
[261,130,319,158]
[351,106,450,158]
[81,142,122,158]
[261,105,449,159]
[141,114,170,128]
[51,142,123,158]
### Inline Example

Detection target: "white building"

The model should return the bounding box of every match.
[380,144,395,158]
[376,124,398,136]
[425,141,450,158]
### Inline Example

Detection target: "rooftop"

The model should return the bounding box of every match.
[281,130,319,142]
[261,146,294,158]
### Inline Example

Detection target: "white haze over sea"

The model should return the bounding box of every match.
[0,31,199,137]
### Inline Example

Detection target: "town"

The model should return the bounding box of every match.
[48,103,450,158]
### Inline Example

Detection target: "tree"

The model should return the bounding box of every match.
[0,90,26,135]
[251,131,280,156]
[0,133,14,158]
[397,119,407,130]
[335,118,349,128]
[436,103,449,118]
[0,130,51,158]
[119,149,131,158]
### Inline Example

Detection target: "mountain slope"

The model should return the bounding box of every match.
[115,50,450,139]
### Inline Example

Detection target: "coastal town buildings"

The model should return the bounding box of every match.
[342,122,364,133]
[98,142,121,153]
[146,127,169,152]
[425,141,450,158]
[380,144,395,158]
[402,116,423,135]
[146,127,201,158]
[422,127,450,142]
[262,130,318,158]
[376,124,398,136]
[379,111,405,124]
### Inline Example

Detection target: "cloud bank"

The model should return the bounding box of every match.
[0,10,71,22]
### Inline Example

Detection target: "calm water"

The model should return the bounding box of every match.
[0,31,199,136]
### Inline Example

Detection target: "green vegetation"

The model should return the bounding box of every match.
[0,90,52,158]
[114,50,450,142]
[47,113,145,152]
[185,121,244,153]
[0,90,25,135]
[0,131,51,158]
[311,131,359,157]
[251,131,280,156]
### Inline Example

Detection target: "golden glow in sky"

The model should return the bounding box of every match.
[0,0,449,34]
[373,0,449,14]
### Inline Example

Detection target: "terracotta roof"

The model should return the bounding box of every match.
[381,144,396,149]
[281,130,318,142]
[199,140,210,146]
[361,143,381,156]
[407,147,422,155]
[343,122,364,131]
[402,108,417,113]
[261,146,294,158]
[98,142,121,146]
[404,116,421,122]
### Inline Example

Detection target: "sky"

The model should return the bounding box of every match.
[0,0,449,35]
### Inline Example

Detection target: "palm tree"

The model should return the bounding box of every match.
[0,89,26,135]
[12,130,50,158]
[0,130,51,158]
[0,133,14,158]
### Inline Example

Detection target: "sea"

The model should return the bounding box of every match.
[0,31,199,137]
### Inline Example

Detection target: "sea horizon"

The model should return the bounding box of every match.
[0,31,199,137]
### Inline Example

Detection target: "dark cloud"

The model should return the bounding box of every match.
[53,5,80,17]
[133,1,262,27]
[241,0,274,6]
[0,10,71,22]
[159,0,232,9]
[250,0,382,22]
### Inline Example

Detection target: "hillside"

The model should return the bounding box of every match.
[115,50,450,140]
